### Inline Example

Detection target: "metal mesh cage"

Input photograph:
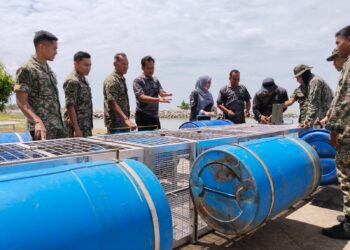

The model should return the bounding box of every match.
[0,144,47,163]
[167,188,192,243]
[0,138,143,166]
[94,132,190,146]
[23,138,126,155]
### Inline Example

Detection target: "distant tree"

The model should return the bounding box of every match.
[178,100,190,110]
[0,63,15,112]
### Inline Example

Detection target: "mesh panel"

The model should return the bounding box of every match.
[24,139,124,155]
[95,133,189,145]
[155,149,191,193]
[0,144,47,163]
[167,189,192,241]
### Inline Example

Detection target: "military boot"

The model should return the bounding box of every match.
[337,215,345,223]
[322,217,350,240]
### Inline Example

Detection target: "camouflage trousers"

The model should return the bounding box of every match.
[335,142,350,216]
[30,127,66,140]
[65,125,92,138]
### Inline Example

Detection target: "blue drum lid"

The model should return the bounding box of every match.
[299,130,335,158]
[190,149,259,234]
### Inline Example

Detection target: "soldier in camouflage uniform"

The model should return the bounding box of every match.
[284,84,308,124]
[15,30,65,140]
[293,64,333,127]
[323,25,350,240]
[63,51,93,137]
[103,53,136,133]
[320,48,347,125]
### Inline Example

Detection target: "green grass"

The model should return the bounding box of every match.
[0,111,26,132]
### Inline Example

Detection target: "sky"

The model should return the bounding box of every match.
[0,0,349,112]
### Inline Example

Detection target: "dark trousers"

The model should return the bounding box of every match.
[30,128,66,140]
[135,111,161,131]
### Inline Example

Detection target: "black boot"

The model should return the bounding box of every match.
[322,217,350,240]
[337,215,345,223]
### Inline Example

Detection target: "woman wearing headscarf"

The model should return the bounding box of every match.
[189,75,216,121]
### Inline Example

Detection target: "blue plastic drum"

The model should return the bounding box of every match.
[0,131,32,144]
[190,136,321,236]
[179,119,233,129]
[299,129,337,185]
[0,159,173,250]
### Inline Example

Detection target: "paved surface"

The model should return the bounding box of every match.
[178,186,350,250]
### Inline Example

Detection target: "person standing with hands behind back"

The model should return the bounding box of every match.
[133,56,172,130]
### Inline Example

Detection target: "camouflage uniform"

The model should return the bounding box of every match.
[103,71,130,131]
[15,56,65,140]
[305,75,334,122]
[291,84,308,123]
[63,70,93,137]
[326,56,350,216]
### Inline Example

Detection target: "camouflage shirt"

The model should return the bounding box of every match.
[291,84,308,123]
[327,56,350,135]
[15,56,64,133]
[63,70,93,135]
[305,74,333,122]
[103,71,130,129]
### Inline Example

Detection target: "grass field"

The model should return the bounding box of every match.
[0,112,26,132]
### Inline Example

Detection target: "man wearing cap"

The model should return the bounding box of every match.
[217,69,251,124]
[320,48,347,125]
[63,51,93,138]
[322,25,350,240]
[253,78,288,124]
[293,64,333,127]
[15,30,65,140]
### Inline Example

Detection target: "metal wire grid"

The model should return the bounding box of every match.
[0,144,47,163]
[149,130,237,141]
[22,138,125,156]
[167,188,192,243]
[153,149,191,194]
[94,133,190,146]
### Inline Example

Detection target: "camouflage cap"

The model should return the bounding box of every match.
[293,64,313,78]
[326,48,339,61]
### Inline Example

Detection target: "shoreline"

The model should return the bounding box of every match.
[92,110,299,119]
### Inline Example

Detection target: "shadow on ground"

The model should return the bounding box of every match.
[179,186,348,250]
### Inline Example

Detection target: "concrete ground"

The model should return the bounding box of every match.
[178,185,350,250]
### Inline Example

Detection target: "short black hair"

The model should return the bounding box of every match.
[33,30,58,47]
[336,25,350,37]
[141,56,155,67]
[229,69,240,77]
[114,53,127,62]
[74,51,91,62]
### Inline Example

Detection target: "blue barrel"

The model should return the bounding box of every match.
[0,159,173,250]
[190,136,321,235]
[179,119,233,129]
[320,158,338,185]
[299,129,337,185]
[0,131,32,144]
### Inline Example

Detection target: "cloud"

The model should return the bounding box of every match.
[0,0,349,114]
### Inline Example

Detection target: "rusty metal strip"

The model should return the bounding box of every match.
[233,143,275,222]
